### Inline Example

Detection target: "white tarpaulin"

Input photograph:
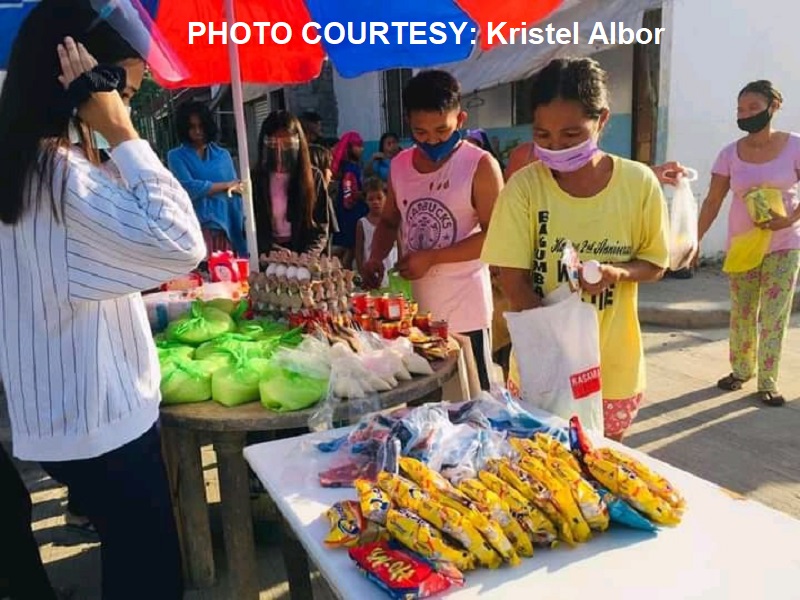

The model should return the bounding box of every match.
[439,0,667,93]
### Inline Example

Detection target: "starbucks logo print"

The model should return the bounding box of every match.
[405,198,457,251]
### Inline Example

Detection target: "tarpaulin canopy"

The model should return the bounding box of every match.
[443,0,667,93]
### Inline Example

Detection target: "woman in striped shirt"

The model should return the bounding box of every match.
[0,1,205,597]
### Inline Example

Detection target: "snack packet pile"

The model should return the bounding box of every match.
[321,416,685,598]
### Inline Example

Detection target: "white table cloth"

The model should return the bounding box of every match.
[245,414,800,599]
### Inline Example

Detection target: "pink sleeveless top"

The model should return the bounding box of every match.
[392,142,492,333]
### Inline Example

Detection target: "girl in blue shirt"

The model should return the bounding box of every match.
[167,102,247,257]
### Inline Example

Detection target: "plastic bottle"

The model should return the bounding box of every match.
[582,260,602,285]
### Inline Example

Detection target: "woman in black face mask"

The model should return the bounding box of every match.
[697,80,800,407]
[252,110,330,262]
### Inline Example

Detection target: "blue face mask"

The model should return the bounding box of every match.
[417,130,462,162]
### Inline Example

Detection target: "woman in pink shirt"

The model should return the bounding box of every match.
[697,80,800,406]
[252,111,330,261]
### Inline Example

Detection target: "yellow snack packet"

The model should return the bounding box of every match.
[547,456,609,532]
[377,472,428,512]
[517,456,592,543]
[487,459,575,545]
[414,497,502,569]
[385,508,476,571]
[584,452,681,526]
[459,478,532,559]
[478,471,558,548]
[399,457,474,515]
[355,478,393,525]
[324,500,387,548]
[594,447,685,512]
[509,438,550,463]
[534,433,581,472]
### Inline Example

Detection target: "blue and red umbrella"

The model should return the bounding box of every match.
[1,0,564,268]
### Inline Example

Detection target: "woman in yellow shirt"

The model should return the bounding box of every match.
[481,57,670,441]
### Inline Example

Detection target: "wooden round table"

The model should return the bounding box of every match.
[159,352,458,599]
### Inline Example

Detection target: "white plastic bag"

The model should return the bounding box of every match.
[504,289,603,433]
[668,168,699,271]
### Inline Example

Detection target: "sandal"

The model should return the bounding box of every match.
[758,391,786,407]
[717,374,749,391]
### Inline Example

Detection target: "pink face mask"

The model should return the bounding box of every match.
[535,137,599,173]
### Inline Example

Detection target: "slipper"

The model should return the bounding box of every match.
[717,374,749,391]
[758,391,786,407]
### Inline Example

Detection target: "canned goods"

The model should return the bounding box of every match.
[350,292,369,315]
[399,317,412,336]
[381,321,401,340]
[384,294,406,321]
[430,319,448,340]
[413,311,432,333]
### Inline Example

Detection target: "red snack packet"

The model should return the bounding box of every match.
[349,540,464,599]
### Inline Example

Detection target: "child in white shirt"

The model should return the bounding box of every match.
[355,177,398,287]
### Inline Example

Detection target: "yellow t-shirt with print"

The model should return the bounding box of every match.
[480,156,669,400]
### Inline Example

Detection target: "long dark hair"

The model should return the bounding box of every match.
[252,111,316,247]
[0,0,140,225]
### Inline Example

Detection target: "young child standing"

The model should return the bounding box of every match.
[331,131,367,268]
[356,177,398,287]
[361,70,504,391]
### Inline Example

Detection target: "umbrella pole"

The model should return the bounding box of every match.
[224,0,259,275]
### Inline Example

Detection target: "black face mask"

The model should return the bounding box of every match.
[737,108,772,134]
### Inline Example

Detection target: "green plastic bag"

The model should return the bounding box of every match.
[205,297,248,318]
[157,344,195,361]
[194,333,264,361]
[380,269,414,300]
[211,354,273,407]
[165,300,236,345]
[160,358,225,405]
[236,319,288,341]
[258,350,330,413]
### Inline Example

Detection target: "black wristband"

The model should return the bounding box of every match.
[65,65,127,117]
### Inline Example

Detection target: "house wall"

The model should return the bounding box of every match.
[332,70,383,141]
[662,0,800,258]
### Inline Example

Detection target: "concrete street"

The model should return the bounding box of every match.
[3,268,799,599]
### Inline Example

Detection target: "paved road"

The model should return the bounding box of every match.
[6,320,800,599]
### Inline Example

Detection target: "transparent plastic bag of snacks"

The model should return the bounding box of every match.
[668,168,699,271]
[308,361,381,432]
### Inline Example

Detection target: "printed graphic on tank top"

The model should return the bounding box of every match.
[392,142,493,333]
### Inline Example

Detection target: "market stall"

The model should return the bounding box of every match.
[144,249,466,593]
[244,399,800,600]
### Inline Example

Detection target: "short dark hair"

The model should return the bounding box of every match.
[402,70,461,114]
[530,58,609,120]
[300,110,322,123]
[739,80,783,105]
[363,176,386,195]
[378,132,399,153]
[175,101,218,144]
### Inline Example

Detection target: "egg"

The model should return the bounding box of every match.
[265,263,277,277]
[275,264,288,278]
[296,267,311,282]
[286,266,298,280]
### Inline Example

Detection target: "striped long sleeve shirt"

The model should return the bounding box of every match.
[0,139,205,462]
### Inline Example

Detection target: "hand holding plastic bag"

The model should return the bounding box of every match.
[668,168,699,271]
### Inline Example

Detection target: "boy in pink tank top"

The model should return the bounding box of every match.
[361,70,504,390]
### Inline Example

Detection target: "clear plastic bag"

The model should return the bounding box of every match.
[668,168,699,272]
